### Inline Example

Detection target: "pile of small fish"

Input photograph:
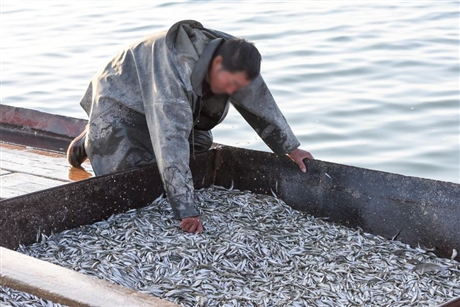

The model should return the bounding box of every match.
[1,186,459,307]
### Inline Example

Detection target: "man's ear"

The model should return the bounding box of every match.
[213,55,223,68]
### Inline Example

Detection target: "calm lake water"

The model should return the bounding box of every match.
[2,1,459,183]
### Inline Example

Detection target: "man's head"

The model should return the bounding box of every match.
[208,38,261,95]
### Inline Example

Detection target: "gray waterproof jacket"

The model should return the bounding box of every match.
[80,20,300,219]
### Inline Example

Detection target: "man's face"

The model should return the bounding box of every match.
[208,56,252,95]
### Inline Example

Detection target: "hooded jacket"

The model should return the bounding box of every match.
[79,20,300,219]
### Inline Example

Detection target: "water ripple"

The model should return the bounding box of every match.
[2,1,458,183]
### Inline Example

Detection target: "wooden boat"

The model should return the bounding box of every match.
[1,104,459,306]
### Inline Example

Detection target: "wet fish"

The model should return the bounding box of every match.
[1,186,459,307]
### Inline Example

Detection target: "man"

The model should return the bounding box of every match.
[67,20,313,234]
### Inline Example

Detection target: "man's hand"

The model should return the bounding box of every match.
[179,216,203,233]
[287,148,314,173]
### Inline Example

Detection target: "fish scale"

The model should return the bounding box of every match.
[1,186,460,306]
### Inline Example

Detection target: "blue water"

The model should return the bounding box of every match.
[1,1,459,183]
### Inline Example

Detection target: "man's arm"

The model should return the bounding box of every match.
[231,75,313,168]
[138,40,202,231]
[144,98,203,233]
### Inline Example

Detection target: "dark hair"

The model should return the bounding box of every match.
[214,38,261,80]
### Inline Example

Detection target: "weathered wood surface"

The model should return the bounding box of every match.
[0,247,180,307]
[0,143,93,199]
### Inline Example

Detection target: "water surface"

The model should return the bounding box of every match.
[2,1,459,183]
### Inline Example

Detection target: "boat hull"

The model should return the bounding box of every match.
[1,104,459,261]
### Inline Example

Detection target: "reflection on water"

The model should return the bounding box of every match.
[2,2,459,183]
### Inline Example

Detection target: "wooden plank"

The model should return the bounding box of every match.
[1,187,32,199]
[438,297,460,307]
[0,143,94,199]
[0,247,179,307]
[0,173,67,198]
[1,159,75,182]
[0,104,87,138]
[1,146,93,182]
[0,142,64,157]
